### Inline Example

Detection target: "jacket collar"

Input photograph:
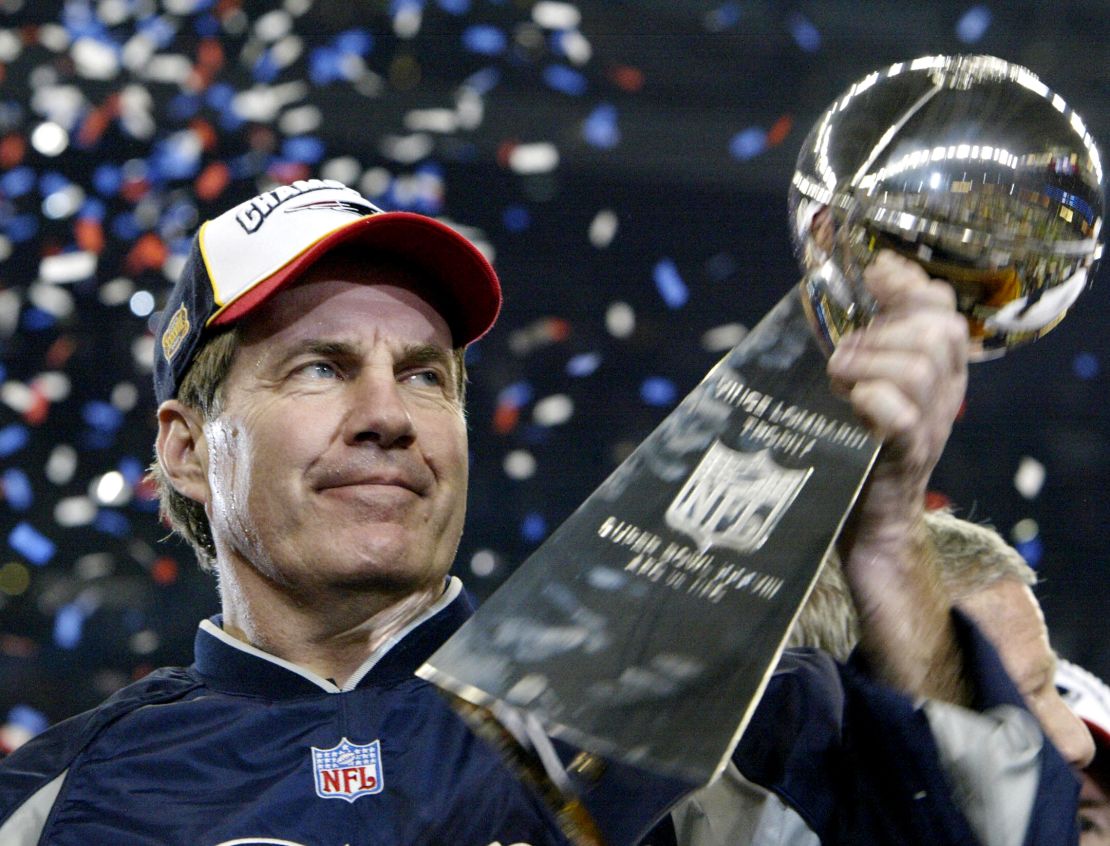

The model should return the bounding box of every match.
[192,576,473,699]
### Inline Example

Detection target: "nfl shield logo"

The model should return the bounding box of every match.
[311,737,384,802]
[666,441,813,553]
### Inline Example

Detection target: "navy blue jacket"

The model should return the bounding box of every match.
[0,583,1079,845]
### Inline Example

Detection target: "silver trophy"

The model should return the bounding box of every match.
[423,55,1105,846]
[790,54,1104,358]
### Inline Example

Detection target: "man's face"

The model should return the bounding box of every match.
[959,578,1095,769]
[1081,770,1110,846]
[200,256,468,600]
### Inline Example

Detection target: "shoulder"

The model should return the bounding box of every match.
[0,666,202,820]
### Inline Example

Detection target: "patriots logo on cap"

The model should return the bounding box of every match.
[311,737,384,802]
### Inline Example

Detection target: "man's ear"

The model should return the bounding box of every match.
[155,400,210,505]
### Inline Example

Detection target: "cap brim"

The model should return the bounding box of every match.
[209,211,501,347]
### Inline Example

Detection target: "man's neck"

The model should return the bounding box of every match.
[216,564,448,688]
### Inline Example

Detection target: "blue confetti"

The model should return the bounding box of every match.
[462,25,507,56]
[136,14,177,48]
[39,170,70,196]
[168,92,204,122]
[194,13,220,37]
[253,48,281,83]
[1073,352,1100,380]
[110,212,141,241]
[566,352,601,377]
[6,213,39,243]
[956,5,992,43]
[498,380,534,408]
[94,509,131,537]
[2,468,33,511]
[583,104,620,149]
[82,401,124,433]
[21,306,54,331]
[653,259,688,309]
[729,126,767,160]
[706,2,742,30]
[150,134,202,181]
[92,163,122,196]
[788,13,821,53]
[282,136,326,164]
[79,428,117,451]
[462,67,501,95]
[79,197,107,220]
[0,166,35,198]
[0,424,29,458]
[522,512,548,543]
[335,28,374,56]
[119,456,145,485]
[502,205,531,232]
[53,603,86,650]
[9,522,55,566]
[205,82,235,112]
[6,705,48,737]
[309,47,343,85]
[543,64,588,96]
[436,0,470,13]
[1015,536,1043,568]
[640,377,677,407]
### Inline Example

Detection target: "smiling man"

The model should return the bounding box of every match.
[0,179,1081,845]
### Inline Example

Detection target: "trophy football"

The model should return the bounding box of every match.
[419,55,1105,844]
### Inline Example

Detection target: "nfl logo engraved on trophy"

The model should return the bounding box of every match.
[665,441,814,554]
[311,737,384,802]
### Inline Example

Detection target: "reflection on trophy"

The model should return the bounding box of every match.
[789,54,1104,358]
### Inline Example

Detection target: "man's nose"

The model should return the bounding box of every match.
[344,372,416,449]
[1046,694,1096,770]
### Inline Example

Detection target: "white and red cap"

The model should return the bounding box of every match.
[1056,658,1110,783]
[154,179,501,404]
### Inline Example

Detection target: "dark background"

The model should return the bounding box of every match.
[0,0,1106,742]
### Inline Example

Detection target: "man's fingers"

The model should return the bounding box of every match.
[847,380,920,441]
[862,250,958,315]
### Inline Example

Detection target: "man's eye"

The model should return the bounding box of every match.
[406,369,444,387]
[301,361,339,379]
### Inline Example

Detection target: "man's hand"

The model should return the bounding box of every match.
[828,250,972,705]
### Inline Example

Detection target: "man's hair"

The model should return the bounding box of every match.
[149,254,469,572]
[786,510,1038,660]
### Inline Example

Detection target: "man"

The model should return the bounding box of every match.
[0,179,1072,844]
[672,511,1088,846]
[1056,660,1110,845]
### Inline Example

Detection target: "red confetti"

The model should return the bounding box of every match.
[492,403,520,435]
[22,387,49,426]
[0,132,25,169]
[76,95,119,148]
[75,217,105,254]
[496,138,519,169]
[195,161,231,201]
[120,177,151,203]
[608,65,645,93]
[925,490,953,511]
[45,335,77,369]
[765,114,794,148]
[124,233,168,275]
[190,118,219,152]
[267,161,311,184]
[151,557,179,586]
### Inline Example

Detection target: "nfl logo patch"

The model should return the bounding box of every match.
[311,737,384,802]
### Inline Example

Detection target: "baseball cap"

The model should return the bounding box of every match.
[153,179,501,404]
[1056,659,1110,784]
